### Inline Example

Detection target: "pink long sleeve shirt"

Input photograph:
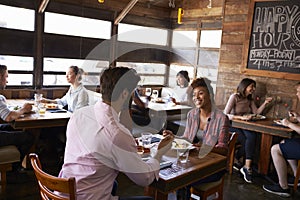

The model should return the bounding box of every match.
[59,101,159,200]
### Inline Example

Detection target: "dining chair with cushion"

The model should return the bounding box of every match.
[29,153,76,200]
[0,145,20,192]
[190,132,238,200]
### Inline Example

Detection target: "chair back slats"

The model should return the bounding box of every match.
[29,153,76,200]
[227,132,238,174]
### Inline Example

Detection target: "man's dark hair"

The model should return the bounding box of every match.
[100,67,141,102]
[0,65,7,76]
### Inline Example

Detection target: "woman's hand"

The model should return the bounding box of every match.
[264,97,273,105]
[288,111,299,123]
[281,118,291,127]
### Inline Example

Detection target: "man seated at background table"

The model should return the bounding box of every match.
[59,67,174,200]
[0,64,34,172]
[263,82,300,197]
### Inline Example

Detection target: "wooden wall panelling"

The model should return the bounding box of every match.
[216,0,299,115]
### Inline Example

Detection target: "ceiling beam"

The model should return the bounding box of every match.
[114,0,139,25]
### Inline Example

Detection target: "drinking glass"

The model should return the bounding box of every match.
[145,88,152,97]
[34,93,43,107]
[152,90,159,100]
[38,104,46,116]
[141,132,152,149]
[177,149,189,164]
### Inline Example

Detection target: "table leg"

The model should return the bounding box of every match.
[22,128,41,169]
[258,133,272,175]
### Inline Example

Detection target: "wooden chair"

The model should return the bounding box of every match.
[29,153,76,200]
[294,160,300,192]
[227,132,239,174]
[190,132,238,200]
[0,145,20,192]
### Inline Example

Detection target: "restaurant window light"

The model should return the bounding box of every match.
[44,12,111,39]
[116,62,166,85]
[0,55,33,86]
[0,4,34,31]
[43,58,108,86]
[199,30,222,48]
[118,23,168,46]
[172,30,197,48]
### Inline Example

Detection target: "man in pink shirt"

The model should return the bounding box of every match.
[59,67,173,200]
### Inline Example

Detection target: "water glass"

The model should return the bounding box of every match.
[141,132,152,148]
[145,88,152,97]
[38,104,46,116]
[34,93,43,107]
[177,149,189,164]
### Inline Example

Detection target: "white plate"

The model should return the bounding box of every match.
[273,120,283,125]
[172,138,193,150]
[244,114,266,120]
[251,114,266,120]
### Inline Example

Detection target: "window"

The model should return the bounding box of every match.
[118,23,168,45]
[199,30,222,48]
[0,4,34,31]
[197,30,222,93]
[43,58,108,86]
[0,55,33,86]
[44,12,111,39]
[116,62,166,85]
[172,31,197,48]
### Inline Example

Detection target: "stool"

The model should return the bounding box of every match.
[0,145,20,192]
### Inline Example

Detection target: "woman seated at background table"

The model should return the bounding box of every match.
[263,82,300,197]
[164,77,230,199]
[224,78,272,183]
[166,70,193,106]
[42,65,89,113]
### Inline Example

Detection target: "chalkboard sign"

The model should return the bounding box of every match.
[243,0,300,80]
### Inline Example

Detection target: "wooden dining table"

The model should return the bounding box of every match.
[144,150,227,200]
[147,100,192,118]
[231,118,294,175]
[5,99,72,129]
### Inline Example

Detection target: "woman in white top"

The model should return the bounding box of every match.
[42,66,89,112]
[170,70,192,106]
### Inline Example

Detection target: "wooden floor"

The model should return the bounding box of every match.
[1,166,300,199]
[1,149,300,200]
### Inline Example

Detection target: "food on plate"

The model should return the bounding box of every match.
[45,103,58,109]
[273,119,283,125]
[13,105,21,110]
[243,114,266,120]
[172,138,192,150]
[155,98,165,103]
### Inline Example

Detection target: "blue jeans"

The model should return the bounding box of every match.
[230,127,256,160]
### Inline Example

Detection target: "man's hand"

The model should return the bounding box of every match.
[22,103,33,113]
